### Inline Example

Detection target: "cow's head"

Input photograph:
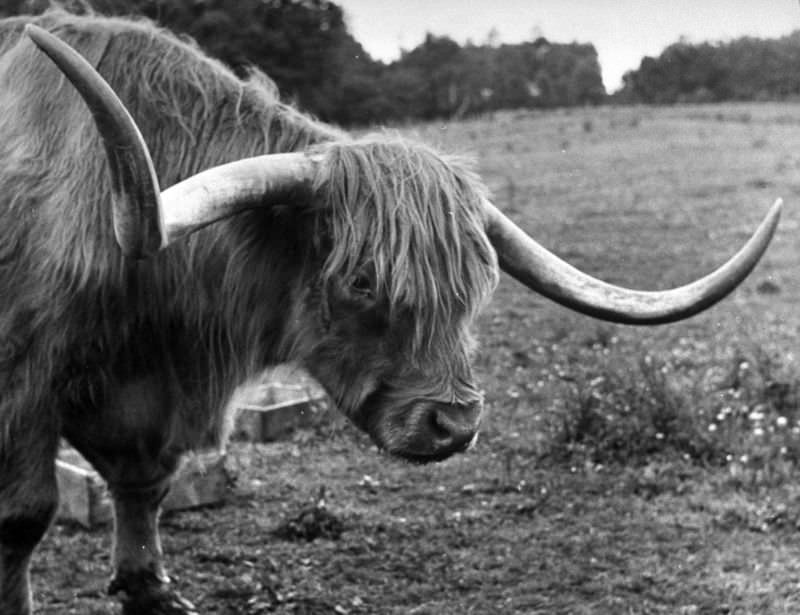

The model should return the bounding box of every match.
[293,137,499,462]
[27,25,782,462]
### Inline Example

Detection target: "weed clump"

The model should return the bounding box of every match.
[272,487,345,542]
[545,340,800,485]
[552,352,715,465]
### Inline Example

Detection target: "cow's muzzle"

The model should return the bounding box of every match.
[372,398,483,464]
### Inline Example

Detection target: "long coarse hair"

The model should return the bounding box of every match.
[312,134,499,360]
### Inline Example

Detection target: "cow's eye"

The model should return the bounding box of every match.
[350,274,374,299]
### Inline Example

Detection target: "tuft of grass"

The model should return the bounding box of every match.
[543,341,800,487]
[550,352,715,465]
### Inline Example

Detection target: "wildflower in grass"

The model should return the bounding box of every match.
[708,424,717,432]
[749,409,765,421]
[753,427,764,437]
[776,416,788,428]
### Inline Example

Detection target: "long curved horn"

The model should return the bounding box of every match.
[485,198,782,324]
[25,25,316,255]
[158,153,316,242]
[25,23,164,257]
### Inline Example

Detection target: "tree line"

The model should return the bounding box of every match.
[2,1,799,125]
[617,32,800,104]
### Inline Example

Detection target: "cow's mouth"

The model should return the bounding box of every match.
[354,389,481,464]
[388,440,474,465]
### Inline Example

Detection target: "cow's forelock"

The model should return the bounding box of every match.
[310,134,499,358]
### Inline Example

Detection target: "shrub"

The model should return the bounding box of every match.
[546,339,800,485]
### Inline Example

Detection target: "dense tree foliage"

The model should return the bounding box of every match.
[377,35,606,120]
[1,0,607,124]
[617,32,800,104]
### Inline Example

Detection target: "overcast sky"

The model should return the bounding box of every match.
[336,0,800,91]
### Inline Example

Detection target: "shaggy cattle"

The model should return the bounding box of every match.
[0,10,781,615]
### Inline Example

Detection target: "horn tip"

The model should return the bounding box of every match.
[24,23,46,40]
[765,197,783,229]
[24,23,58,52]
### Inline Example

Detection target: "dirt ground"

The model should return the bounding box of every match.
[31,103,800,614]
[33,434,800,614]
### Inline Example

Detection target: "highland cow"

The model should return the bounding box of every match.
[0,11,781,614]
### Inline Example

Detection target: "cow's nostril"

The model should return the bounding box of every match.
[429,409,453,441]
[429,403,479,452]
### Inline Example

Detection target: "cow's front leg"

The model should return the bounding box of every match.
[64,376,202,614]
[108,480,199,615]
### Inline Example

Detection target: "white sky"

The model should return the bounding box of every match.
[336,0,800,92]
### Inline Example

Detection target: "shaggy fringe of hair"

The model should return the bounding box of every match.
[313,134,499,357]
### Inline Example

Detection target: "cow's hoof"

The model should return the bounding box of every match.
[109,572,199,615]
[119,588,199,615]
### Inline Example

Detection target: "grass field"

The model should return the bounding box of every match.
[35,103,800,614]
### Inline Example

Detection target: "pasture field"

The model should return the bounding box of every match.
[35,103,800,614]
